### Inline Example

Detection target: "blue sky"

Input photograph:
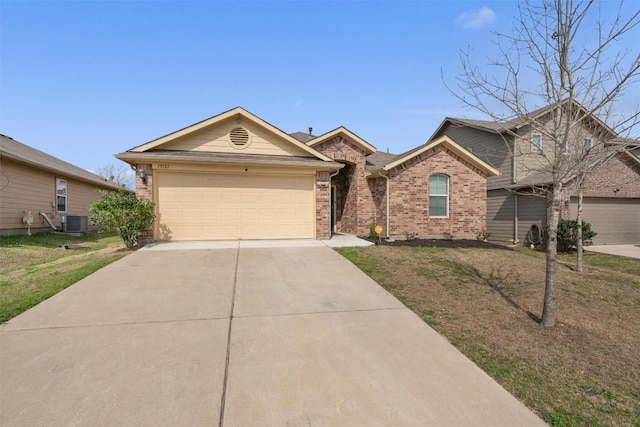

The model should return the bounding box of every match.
[1,0,638,181]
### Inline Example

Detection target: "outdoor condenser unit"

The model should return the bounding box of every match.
[64,214,88,233]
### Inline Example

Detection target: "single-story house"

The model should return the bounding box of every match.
[429,101,640,245]
[0,134,123,235]
[116,107,499,242]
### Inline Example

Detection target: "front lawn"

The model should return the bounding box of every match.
[337,245,640,427]
[0,232,127,322]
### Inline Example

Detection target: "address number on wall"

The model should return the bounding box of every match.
[156,164,170,169]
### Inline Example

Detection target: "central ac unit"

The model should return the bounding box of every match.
[64,214,88,233]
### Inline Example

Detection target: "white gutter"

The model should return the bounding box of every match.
[329,170,340,235]
[514,194,519,244]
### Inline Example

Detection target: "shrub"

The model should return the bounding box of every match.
[90,189,155,249]
[369,223,379,239]
[557,219,597,252]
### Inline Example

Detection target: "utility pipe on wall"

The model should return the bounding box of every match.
[329,170,340,236]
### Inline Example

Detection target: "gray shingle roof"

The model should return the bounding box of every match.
[290,131,317,143]
[366,151,398,169]
[0,134,122,190]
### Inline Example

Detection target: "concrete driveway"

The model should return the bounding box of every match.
[586,244,640,259]
[1,242,545,426]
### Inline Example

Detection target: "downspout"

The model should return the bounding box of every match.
[514,194,519,244]
[329,170,339,236]
[381,174,390,239]
[512,139,518,243]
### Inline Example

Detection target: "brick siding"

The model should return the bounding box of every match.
[134,164,154,245]
[381,146,488,239]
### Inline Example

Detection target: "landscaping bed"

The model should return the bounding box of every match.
[365,237,511,250]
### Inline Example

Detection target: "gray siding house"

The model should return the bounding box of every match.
[429,102,640,245]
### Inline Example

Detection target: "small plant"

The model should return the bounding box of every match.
[442,230,455,241]
[405,231,417,241]
[557,219,597,252]
[476,229,491,241]
[90,189,155,249]
[369,223,379,240]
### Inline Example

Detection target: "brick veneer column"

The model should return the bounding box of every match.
[315,171,331,239]
[134,164,154,245]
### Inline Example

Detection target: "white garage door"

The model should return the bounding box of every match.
[570,197,640,245]
[157,172,315,241]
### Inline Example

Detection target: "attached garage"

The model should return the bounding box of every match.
[570,197,640,245]
[116,107,343,242]
[156,172,315,240]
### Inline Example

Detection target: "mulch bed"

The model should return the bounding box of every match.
[363,237,512,250]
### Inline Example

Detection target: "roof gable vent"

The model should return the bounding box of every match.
[229,127,250,148]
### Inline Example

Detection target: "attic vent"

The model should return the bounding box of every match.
[229,127,250,147]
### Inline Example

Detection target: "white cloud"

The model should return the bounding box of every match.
[456,6,496,29]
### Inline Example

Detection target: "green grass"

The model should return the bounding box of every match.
[337,245,640,427]
[0,232,126,322]
[0,256,124,322]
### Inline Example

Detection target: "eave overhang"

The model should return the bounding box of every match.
[115,151,345,171]
[307,127,377,155]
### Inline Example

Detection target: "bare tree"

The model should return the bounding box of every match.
[96,163,134,189]
[451,0,640,326]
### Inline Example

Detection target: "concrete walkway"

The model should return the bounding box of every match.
[1,243,545,426]
[586,244,640,259]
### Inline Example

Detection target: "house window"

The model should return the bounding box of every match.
[56,178,67,212]
[429,174,449,217]
[584,138,592,151]
[531,133,542,153]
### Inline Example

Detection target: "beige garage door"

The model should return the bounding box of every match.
[570,197,640,245]
[157,172,315,241]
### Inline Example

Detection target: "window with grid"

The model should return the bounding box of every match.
[531,133,542,153]
[429,174,449,217]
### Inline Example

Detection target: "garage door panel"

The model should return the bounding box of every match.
[157,172,314,241]
[570,197,640,245]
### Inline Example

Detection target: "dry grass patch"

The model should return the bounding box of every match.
[337,246,640,426]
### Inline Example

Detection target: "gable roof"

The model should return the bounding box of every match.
[306,127,377,155]
[432,100,620,141]
[126,106,333,162]
[374,135,499,177]
[0,134,122,190]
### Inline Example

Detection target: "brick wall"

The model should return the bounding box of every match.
[314,136,375,236]
[315,171,331,239]
[382,146,489,239]
[134,164,154,245]
[560,153,640,219]
[565,154,640,198]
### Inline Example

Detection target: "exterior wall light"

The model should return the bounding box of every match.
[138,168,147,185]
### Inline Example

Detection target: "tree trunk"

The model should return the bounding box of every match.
[576,189,584,272]
[541,186,562,327]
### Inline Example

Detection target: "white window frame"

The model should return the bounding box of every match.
[531,133,542,153]
[583,138,592,151]
[56,178,68,213]
[429,174,449,218]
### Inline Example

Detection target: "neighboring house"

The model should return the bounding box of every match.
[0,134,123,235]
[429,102,640,245]
[115,107,499,243]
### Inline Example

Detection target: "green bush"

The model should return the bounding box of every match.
[90,189,155,249]
[557,219,597,252]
